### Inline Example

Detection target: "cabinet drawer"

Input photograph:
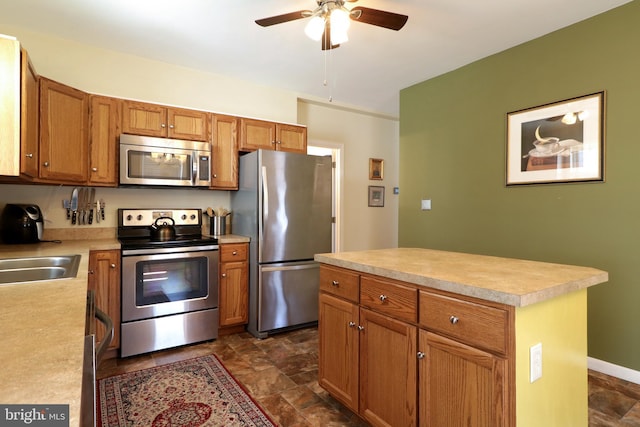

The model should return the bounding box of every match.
[419,291,509,354]
[319,265,359,303]
[360,276,417,323]
[220,243,248,262]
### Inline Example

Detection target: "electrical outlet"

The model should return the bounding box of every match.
[421,199,432,210]
[530,343,542,383]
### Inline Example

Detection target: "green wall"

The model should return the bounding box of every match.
[399,1,640,370]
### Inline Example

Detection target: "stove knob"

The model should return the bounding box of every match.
[181,214,187,220]
[137,214,143,221]
[126,214,133,221]
[190,214,196,220]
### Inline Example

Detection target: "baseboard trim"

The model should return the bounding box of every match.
[588,357,640,385]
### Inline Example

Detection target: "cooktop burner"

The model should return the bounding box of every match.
[117,208,218,249]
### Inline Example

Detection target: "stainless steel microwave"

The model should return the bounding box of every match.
[119,134,211,187]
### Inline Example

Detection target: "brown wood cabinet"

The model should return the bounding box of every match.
[122,100,209,141]
[89,95,120,186]
[20,49,39,178]
[39,77,89,183]
[218,243,249,330]
[239,118,307,153]
[211,114,239,190]
[88,250,121,353]
[318,263,514,427]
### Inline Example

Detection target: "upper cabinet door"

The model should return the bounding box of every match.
[121,100,167,137]
[211,114,238,190]
[277,124,307,153]
[20,48,39,178]
[239,118,276,152]
[168,107,209,141]
[89,95,120,186]
[39,77,89,184]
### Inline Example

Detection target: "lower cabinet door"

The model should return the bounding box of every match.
[359,308,417,427]
[318,292,360,412]
[419,329,506,427]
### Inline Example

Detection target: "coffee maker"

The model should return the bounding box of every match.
[0,204,44,244]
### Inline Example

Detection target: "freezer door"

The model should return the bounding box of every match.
[258,261,320,332]
[259,150,332,263]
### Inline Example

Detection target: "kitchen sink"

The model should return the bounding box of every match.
[0,254,81,285]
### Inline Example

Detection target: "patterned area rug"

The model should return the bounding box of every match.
[98,354,276,427]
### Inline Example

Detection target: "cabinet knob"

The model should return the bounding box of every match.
[379,294,387,302]
[169,124,175,129]
[92,167,98,172]
[417,352,425,359]
[213,174,217,178]
[25,153,33,158]
[449,315,459,325]
[222,273,227,278]
[348,321,356,328]
[88,270,94,275]
[357,325,365,331]
[331,280,339,287]
[161,123,166,128]
[232,251,238,256]
[110,264,116,269]
[43,161,49,167]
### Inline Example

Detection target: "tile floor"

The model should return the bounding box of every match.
[98,326,640,426]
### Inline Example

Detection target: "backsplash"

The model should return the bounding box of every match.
[0,184,230,230]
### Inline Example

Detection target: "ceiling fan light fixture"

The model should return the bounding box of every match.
[305,15,325,41]
[330,8,351,35]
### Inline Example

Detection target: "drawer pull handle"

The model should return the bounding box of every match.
[348,321,356,328]
[331,280,339,287]
[379,294,387,302]
[232,251,238,255]
[417,351,425,360]
[357,325,365,331]
[449,315,459,325]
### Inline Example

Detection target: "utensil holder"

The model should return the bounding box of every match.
[211,216,226,237]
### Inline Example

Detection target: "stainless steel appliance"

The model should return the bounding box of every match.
[119,134,211,187]
[0,204,43,244]
[231,150,332,338]
[118,208,219,357]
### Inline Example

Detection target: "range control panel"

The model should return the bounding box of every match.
[120,209,201,227]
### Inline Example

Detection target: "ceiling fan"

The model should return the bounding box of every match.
[255,0,408,50]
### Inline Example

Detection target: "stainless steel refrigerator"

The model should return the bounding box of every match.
[231,150,332,338]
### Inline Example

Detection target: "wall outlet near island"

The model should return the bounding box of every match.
[530,342,543,383]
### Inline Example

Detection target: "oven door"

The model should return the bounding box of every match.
[122,247,219,322]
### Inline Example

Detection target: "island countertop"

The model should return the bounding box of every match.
[315,248,608,307]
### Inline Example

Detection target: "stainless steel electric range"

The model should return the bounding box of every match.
[117,208,219,357]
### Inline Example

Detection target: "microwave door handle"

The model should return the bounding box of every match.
[192,152,197,185]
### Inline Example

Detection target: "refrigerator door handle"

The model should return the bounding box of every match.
[260,165,269,239]
[261,263,318,273]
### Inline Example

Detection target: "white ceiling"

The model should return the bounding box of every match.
[0,0,631,117]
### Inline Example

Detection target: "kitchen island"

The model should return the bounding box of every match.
[315,248,608,427]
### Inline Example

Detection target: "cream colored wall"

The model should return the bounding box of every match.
[298,100,399,251]
[515,289,588,426]
[2,26,297,123]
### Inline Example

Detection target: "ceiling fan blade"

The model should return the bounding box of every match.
[349,6,408,31]
[321,18,340,50]
[255,10,309,27]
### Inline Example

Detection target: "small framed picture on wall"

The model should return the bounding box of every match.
[368,186,385,207]
[369,158,384,180]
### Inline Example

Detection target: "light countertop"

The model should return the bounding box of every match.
[0,238,119,427]
[315,248,608,307]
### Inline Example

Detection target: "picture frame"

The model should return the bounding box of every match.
[506,91,605,186]
[368,186,385,207]
[369,158,384,180]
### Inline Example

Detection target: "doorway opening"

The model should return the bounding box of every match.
[308,143,342,253]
